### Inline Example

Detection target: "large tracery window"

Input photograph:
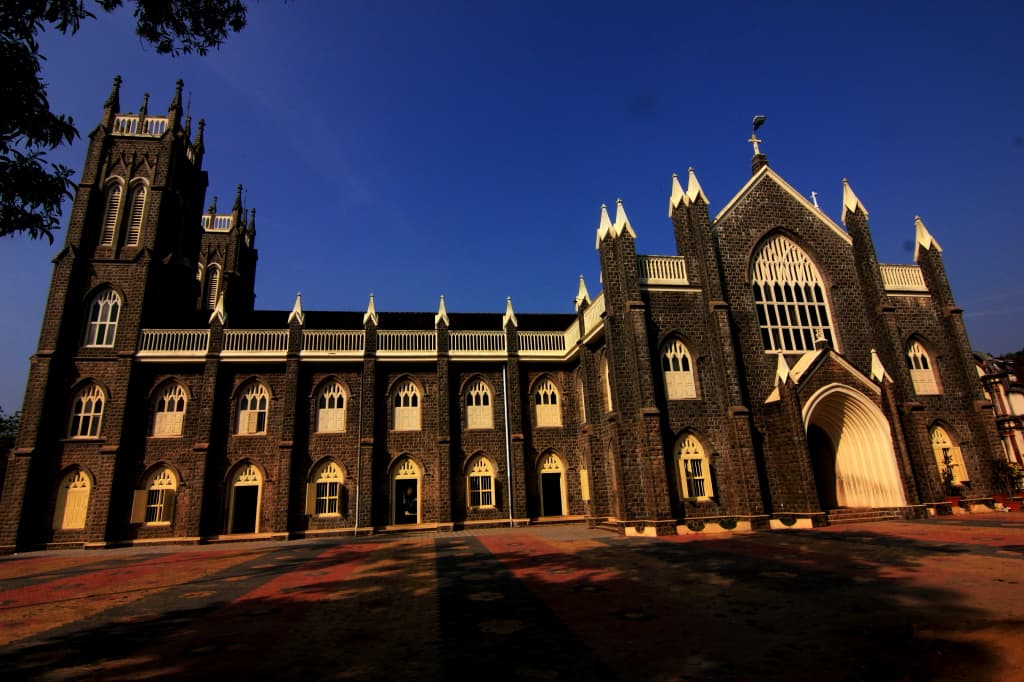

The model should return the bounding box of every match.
[131,467,177,525]
[69,383,105,438]
[661,338,697,399]
[393,380,421,431]
[307,460,344,516]
[467,455,495,508]
[152,382,187,436]
[677,434,712,500]
[534,378,562,428]
[931,425,969,486]
[85,289,121,347]
[907,341,941,395]
[751,235,834,353]
[316,380,348,432]
[237,383,269,435]
[465,379,493,430]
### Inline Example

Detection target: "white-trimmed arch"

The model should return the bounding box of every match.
[802,383,906,508]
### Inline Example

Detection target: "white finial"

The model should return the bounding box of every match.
[575,274,591,311]
[775,354,791,384]
[363,293,378,326]
[208,291,227,326]
[841,178,868,225]
[686,167,708,204]
[288,291,304,326]
[502,296,518,329]
[870,348,889,383]
[612,198,636,239]
[435,294,449,328]
[913,215,942,263]
[595,203,613,249]
[810,191,819,209]
[669,172,688,216]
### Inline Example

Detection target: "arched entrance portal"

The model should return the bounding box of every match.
[228,463,262,534]
[392,457,421,525]
[803,385,906,509]
[538,452,567,516]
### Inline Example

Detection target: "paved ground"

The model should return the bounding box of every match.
[1,515,1023,681]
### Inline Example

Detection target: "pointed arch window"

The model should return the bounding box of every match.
[131,467,177,525]
[124,183,146,246]
[907,341,941,395]
[204,265,221,310]
[599,353,613,412]
[99,182,123,246]
[54,469,91,530]
[465,379,493,430]
[931,425,969,485]
[677,434,712,500]
[662,338,697,399]
[316,380,348,432]
[534,378,561,427]
[85,289,121,347]
[393,380,421,431]
[152,382,187,436]
[237,383,269,435]
[69,383,105,438]
[306,460,344,516]
[751,235,834,352]
[467,455,495,508]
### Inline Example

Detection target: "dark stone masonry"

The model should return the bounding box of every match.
[0,79,1004,551]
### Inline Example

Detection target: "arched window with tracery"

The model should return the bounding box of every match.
[393,380,421,431]
[316,380,348,432]
[751,235,834,352]
[152,382,187,436]
[907,340,941,395]
[676,434,712,500]
[237,383,269,434]
[465,379,493,430]
[131,467,177,525]
[84,288,121,347]
[467,455,495,508]
[54,469,92,530]
[931,425,969,486]
[307,460,344,516]
[661,338,697,399]
[534,378,561,427]
[69,383,105,438]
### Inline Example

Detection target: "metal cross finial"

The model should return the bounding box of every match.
[811,191,819,209]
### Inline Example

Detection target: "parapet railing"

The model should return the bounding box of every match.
[302,330,365,357]
[879,264,927,293]
[137,329,209,357]
[112,114,168,137]
[223,329,289,355]
[201,215,234,232]
[518,331,567,356]
[449,331,507,356]
[638,255,689,286]
[377,330,437,356]
[582,293,605,337]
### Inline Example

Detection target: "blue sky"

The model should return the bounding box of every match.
[2,1,1022,412]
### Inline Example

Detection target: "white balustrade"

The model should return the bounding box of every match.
[302,330,364,354]
[449,331,506,355]
[638,255,689,285]
[223,329,289,354]
[518,331,567,355]
[138,329,209,355]
[563,319,581,350]
[879,264,927,292]
[377,330,437,354]
[200,214,234,232]
[583,293,605,336]
[112,115,168,137]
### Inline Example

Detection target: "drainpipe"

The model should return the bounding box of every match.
[503,364,514,527]
[354,369,364,536]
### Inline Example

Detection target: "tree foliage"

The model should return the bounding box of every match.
[0,406,18,454]
[0,1,247,242]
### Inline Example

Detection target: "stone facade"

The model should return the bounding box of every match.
[0,80,1007,551]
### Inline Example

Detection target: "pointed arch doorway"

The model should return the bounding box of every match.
[392,457,421,525]
[803,385,906,509]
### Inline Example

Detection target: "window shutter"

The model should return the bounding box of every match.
[130,490,148,524]
[580,468,591,501]
[164,491,176,523]
[125,186,145,245]
[305,482,316,516]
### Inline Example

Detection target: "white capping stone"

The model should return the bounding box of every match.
[502,296,518,329]
[288,292,304,326]
[686,167,708,204]
[363,293,378,326]
[435,294,449,328]
[841,178,868,225]
[575,274,591,311]
[612,198,636,239]
[870,348,889,383]
[913,215,943,262]
[595,203,613,249]
[669,172,688,216]
[776,354,791,384]
[208,292,227,326]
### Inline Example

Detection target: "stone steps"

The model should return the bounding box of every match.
[826,508,903,526]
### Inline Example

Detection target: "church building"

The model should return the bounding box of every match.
[0,79,1005,550]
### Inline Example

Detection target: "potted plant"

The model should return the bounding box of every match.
[941,452,963,507]
[992,458,1024,510]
